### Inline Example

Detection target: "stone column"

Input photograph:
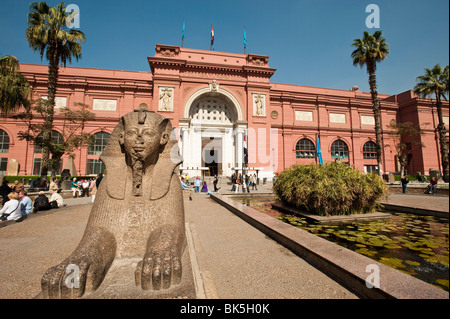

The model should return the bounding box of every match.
[234,121,248,175]
[179,118,191,172]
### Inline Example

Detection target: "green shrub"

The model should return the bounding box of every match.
[273,162,388,216]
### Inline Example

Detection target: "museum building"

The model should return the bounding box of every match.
[0,44,448,179]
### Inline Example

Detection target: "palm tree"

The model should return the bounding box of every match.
[414,64,449,182]
[25,1,86,177]
[351,31,390,177]
[0,55,31,115]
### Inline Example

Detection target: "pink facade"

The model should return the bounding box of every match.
[0,44,448,179]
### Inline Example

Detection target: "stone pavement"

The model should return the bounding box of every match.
[0,184,447,299]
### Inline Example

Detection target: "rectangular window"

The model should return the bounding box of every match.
[33,158,41,176]
[86,159,106,175]
[364,165,379,174]
[93,99,117,111]
[33,158,62,176]
[0,158,7,175]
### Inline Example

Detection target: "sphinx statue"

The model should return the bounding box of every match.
[41,109,186,298]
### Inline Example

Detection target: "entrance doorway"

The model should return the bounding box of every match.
[202,137,222,176]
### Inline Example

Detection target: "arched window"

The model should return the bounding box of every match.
[33,130,64,175]
[0,129,10,154]
[363,141,377,159]
[296,138,315,159]
[34,130,64,154]
[331,139,349,158]
[88,132,110,155]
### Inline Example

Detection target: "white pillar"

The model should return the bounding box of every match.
[236,129,243,174]
[182,128,190,167]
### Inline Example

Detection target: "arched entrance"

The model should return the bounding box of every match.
[179,85,247,178]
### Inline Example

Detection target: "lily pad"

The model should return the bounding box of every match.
[405,260,421,266]
[356,248,377,257]
[380,257,406,269]
[435,279,449,289]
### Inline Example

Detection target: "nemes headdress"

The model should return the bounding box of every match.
[100,109,183,200]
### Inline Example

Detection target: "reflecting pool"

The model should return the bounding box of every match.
[233,196,449,291]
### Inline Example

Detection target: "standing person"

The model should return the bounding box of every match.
[0,192,22,221]
[242,176,247,193]
[234,179,240,193]
[82,179,90,197]
[18,190,33,217]
[213,175,220,192]
[89,178,97,202]
[400,175,409,194]
[0,180,12,206]
[194,176,201,193]
[251,174,258,191]
[96,173,103,189]
[428,177,438,195]
[246,175,251,193]
[231,173,236,192]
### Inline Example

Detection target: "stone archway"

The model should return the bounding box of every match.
[179,85,246,178]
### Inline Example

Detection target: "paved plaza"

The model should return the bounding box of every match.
[0,181,448,299]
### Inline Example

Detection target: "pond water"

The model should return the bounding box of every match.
[233,196,449,291]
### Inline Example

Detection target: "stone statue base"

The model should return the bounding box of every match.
[61,180,72,191]
[35,249,197,299]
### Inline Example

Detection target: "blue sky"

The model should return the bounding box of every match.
[1,0,448,96]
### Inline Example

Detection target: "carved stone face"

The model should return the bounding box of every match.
[122,125,161,164]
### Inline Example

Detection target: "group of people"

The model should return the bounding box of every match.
[70,173,102,202]
[0,173,105,223]
[0,177,66,223]
[400,174,439,195]
[0,187,33,222]
[179,175,220,196]
[179,173,260,195]
[231,173,258,193]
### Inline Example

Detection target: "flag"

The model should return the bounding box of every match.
[316,134,323,164]
[182,20,185,40]
[243,28,247,50]
[211,25,214,46]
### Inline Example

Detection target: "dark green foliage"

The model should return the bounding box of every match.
[273,163,388,216]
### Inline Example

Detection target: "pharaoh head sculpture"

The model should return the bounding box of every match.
[100,109,182,199]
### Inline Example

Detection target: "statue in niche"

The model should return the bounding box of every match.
[41,109,185,298]
[254,93,265,116]
[159,87,173,111]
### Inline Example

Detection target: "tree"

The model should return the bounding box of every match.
[387,120,425,177]
[15,99,95,177]
[25,1,86,177]
[0,55,31,115]
[414,64,449,182]
[351,31,390,177]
